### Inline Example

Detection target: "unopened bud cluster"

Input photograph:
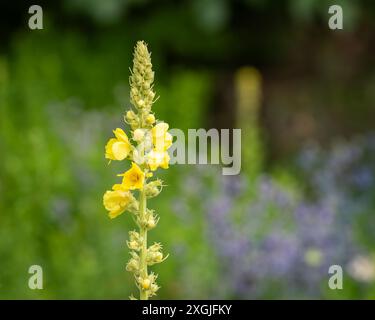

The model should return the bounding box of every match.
[126,233,165,297]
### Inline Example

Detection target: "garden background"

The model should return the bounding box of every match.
[0,0,375,299]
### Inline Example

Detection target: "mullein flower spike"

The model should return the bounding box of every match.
[103,41,172,300]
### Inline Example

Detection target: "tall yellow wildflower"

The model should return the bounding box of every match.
[103,41,171,300]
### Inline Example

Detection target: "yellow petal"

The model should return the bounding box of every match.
[147,150,168,171]
[103,189,131,219]
[152,122,171,152]
[105,138,117,160]
[153,123,169,137]
[112,184,127,191]
[113,128,129,142]
[109,208,124,219]
[112,141,130,160]
[103,191,121,210]
[161,152,170,169]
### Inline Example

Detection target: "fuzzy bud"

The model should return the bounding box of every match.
[130,87,138,98]
[129,230,141,242]
[126,258,139,273]
[126,196,139,214]
[125,110,137,122]
[133,129,145,142]
[129,120,140,130]
[146,114,156,125]
[149,283,160,297]
[130,41,155,112]
[148,90,155,101]
[138,272,158,292]
[146,215,156,229]
[147,243,164,264]
[137,99,145,109]
[141,278,151,290]
[127,231,142,251]
[127,240,139,251]
[144,179,163,198]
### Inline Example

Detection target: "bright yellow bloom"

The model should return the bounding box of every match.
[105,128,132,161]
[147,150,170,171]
[103,184,133,219]
[119,162,145,190]
[152,122,172,152]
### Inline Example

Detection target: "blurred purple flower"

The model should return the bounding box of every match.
[172,133,375,298]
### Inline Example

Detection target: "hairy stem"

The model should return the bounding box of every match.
[139,188,148,300]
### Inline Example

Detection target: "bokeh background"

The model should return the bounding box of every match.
[1,0,375,299]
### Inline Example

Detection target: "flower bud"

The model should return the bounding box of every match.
[141,278,151,290]
[133,129,145,142]
[147,251,163,265]
[125,110,137,121]
[143,81,151,90]
[147,242,165,265]
[127,231,142,250]
[129,230,140,242]
[130,87,138,98]
[135,74,143,84]
[126,258,139,272]
[144,179,163,198]
[137,99,145,108]
[146,215,156,229]
[138,272,157,291]
[149,242,162,251]
[127,240,139,251]
[126,196,139,214]
[146,114,156,125]
[150,283,160,295]
[129,120,139,130]
[154,252,163,262]
[145,71,154,81]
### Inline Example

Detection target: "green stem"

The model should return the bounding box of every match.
[139,188,148,300]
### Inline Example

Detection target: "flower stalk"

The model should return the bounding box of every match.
[103,41,172,300]
[139,189,148,300]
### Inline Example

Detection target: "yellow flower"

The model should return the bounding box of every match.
[103,184,133,219]
[119,162,145,190]
[147,150,170,171]
[105,128,132,161]
[152,122,172,152]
